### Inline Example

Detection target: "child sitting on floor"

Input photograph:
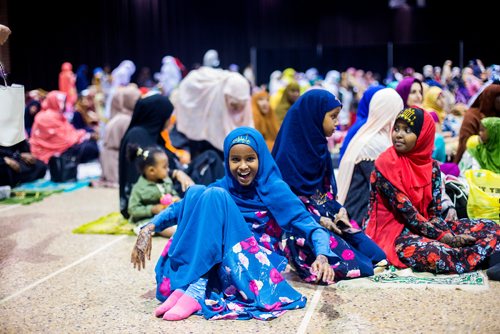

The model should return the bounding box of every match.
[127,144,179,237]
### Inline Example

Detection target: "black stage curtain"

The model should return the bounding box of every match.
[6,0,497,90]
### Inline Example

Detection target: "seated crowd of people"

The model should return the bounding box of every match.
[1,49,499,322]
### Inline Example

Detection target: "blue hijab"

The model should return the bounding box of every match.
[271,89,342,196]
[75,64,89,93]
[212,127,315,230]
[339,85,385,161]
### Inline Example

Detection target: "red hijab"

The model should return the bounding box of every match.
[366,108,435,268]
[376,108,435,216]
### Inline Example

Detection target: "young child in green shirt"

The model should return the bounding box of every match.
[127,144,179,237]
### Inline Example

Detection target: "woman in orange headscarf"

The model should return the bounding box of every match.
[251,90,279,151]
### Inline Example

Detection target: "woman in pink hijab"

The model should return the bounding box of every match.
[59,62,77,110]
[30,91,99,164]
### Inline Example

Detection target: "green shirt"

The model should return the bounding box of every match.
[128,175,178,225]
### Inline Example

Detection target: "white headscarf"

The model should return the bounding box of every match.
[268,70,282,95]
[104,60,136,119]
[203,49,220,68]
[112,60,136,87]
[337,88,404,204]
[322,70,340,96]
[305,67,319,82]
[156,56,182,96]
[175,67,253,151]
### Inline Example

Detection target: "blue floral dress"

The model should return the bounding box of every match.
[153,186,307,321]
[286,176,385,282]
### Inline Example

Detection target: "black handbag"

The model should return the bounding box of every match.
[48,151,78,182]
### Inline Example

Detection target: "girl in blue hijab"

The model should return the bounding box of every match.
[339,85,385,161]
[272,89,386,281]
[131,127,337,321]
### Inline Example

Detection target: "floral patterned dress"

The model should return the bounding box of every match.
[367,161,500,274]
[285,176,385,282]
[154,186,307,321]
[156,234,306,320]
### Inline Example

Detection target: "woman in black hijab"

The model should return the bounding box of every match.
[119,94,193,217]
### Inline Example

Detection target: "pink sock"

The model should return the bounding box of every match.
[154,289,184,317]
[162,294,201,321]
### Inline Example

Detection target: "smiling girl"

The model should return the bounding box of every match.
[364,107,499,278]
[131,127,337,321]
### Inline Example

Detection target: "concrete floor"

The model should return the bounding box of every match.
[1,187,499,333]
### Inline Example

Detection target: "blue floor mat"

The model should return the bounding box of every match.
[14,176,98,193]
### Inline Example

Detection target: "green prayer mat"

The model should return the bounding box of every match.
[73,212,136,236]
[337,266,488,290]
[370,266,485,286]
[0,189,63,205]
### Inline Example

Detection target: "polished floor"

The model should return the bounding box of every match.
[1,187,499,333]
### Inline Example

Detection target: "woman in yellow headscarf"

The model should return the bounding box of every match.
[270,68,297,110]
[423,86,445,122]
[274,81,300,124]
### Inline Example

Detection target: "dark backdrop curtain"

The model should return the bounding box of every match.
[6,0,498,90]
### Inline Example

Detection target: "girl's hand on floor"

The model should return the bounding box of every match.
[311,254,335,284]
[131,224,154,270]
[451,234,476,247]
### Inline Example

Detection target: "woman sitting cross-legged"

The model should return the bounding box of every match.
[30,90,99,165]
[131,127,338,321]
[364,107,499,280]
